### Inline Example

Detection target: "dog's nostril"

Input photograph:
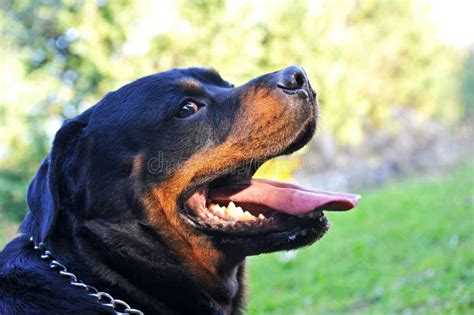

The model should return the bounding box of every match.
[293,71,305,89]
[278,66,307,91]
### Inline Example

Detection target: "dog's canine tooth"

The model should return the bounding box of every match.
[227,201,236,210]
[258,214,265,220]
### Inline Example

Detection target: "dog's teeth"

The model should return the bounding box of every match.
[242,211,256,221]
[209,203,221,212]
[223,203,244,220]
[214,206,228,218]
[230,206,244,216]
[208,202,261,222]
[234,207,244,218]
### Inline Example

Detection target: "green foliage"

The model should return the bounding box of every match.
[0,0,467,220]
[247,162,474,314]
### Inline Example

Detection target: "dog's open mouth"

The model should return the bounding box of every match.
[180,105,360,237]
[182,165,360,236]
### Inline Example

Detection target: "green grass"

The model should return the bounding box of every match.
[247,163,474,314]
[1,164,473,313]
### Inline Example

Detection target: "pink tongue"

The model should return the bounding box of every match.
[208,179,361,215]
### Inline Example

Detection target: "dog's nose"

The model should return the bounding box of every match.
[277,66,307,91]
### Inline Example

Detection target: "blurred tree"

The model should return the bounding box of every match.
[0,0,141,219]
[460,49,474,119]
[0,0,466,220]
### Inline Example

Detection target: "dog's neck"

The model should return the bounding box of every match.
[44,219,245,315]
[141,218,247,315]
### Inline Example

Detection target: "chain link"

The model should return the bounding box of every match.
[30,237,144,315]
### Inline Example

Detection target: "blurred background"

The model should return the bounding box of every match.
[1,0,473,313]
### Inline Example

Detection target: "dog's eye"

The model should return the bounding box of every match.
[176,101,200,118]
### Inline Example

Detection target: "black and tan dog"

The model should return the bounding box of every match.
[0,66,360,314]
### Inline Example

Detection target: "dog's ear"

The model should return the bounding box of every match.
[27,116,88,242]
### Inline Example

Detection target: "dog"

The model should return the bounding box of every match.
[0,66,360,314]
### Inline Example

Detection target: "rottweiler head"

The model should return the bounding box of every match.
[23,66,359,312]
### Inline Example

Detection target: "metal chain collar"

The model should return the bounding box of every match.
[29,237,144,315]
